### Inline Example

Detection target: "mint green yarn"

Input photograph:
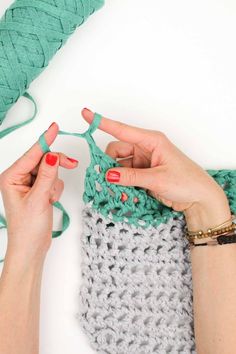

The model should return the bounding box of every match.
[0,113,102,263]
[82,138,236,228]
[1,112,236,263]
[0,93,37,139]
[0,0,104,138]
[37,113,236,230]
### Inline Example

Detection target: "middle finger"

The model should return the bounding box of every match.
[31,152,79,176]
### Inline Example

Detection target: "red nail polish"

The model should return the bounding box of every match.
[106,170,120,183]
[83,107,92,113]
[46,153,58,166]
[67,157,78,163]
[48,122,56,129]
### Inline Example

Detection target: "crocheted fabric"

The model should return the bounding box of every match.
[1,113,236,352]
[79,208,195,354]
[74,114,236,354]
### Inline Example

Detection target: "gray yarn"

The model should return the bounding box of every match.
[77,203,196,354]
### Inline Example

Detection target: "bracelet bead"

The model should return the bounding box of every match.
[184,220,236,243]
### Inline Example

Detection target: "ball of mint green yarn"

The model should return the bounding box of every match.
[0,0,104,125]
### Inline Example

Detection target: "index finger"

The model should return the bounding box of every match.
[81,108,152,145]
[10,122,59,175]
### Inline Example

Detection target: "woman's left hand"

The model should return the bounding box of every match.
[0,122,78,261]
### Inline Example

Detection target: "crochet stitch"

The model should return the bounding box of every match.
[1,113,236,353]
[79,207,196,354]
[73,114,236,353]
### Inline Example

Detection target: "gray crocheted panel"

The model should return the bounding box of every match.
[78,204,196,354]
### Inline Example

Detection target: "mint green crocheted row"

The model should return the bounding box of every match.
[1,112,236,263]
[0,0,104,139]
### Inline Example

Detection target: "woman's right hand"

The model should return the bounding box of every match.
[82,108,231,232]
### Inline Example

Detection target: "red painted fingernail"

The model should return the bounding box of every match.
[106,170,120,183]
[46,153,58,166]
[67,157,78,164]
[48,122,56,129]
[83,107,92,112]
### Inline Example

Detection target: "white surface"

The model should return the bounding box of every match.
[0,0,236,353]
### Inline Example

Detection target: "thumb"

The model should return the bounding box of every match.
[30,153,59,197]
[105,166,162,191]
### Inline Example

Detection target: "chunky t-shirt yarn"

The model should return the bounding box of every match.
[75,114,236,354]
[0,0,104,139]
[1,113,236,353]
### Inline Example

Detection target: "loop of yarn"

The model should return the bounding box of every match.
[0,92,37,139]
[0,0,104,137]
[1,112,236,263]
[0,113,102,263]
[44,113,236,230]
[83,145,236,228]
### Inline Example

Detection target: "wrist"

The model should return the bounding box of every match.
[6,232,49,264]
[2,246,46,277]
[183,188,232,233]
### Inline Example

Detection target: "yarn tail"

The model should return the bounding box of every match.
[0,92,37,139]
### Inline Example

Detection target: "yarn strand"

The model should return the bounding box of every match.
[0,113,102,263]
[0,0,104,138]
[1,112,236,263]
[0,92,37,139]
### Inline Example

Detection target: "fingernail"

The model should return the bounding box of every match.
[48,122,56,129]
[46,153,58,166]
[83,107,92,113]
[67,157,78,164]
[106,170,120,183]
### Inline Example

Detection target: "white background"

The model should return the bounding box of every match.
[0,1,236,353]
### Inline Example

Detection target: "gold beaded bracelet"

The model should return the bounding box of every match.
[184,214,236,243]
[188,230,236,248]
[185,223,236,243]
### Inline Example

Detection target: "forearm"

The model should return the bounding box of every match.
[184,189,236,354]
[0,248,45,354]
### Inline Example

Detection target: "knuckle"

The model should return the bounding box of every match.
[126,168,137,185]
[151,131,170,150]
[40,168,53,180]
[105,141,117,153]
[148,130,169,150]
[156,130,168,141]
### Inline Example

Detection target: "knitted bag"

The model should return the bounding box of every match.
[39,113,236,354]
[1,113,236,353]
[38,113,236,354]
[77,116,195,353]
